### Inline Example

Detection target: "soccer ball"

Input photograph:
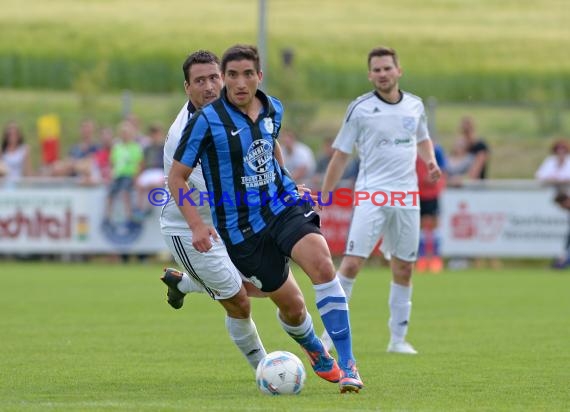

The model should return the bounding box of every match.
[256,351,306,395]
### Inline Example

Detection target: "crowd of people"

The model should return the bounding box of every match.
[0,116,166,223]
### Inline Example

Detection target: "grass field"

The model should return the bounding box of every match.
[1,262,569,411]
[1,0,569,100]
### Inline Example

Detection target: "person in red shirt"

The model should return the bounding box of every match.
[416,143,447,272]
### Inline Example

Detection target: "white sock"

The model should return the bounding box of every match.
[388,282,412,344]
[225,316,267,370]
[177,273,205,294]
[277,309,312,336]
[337,272,356,301]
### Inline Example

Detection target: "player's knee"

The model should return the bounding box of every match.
[341,257,362,277]
[312,255,335,282]
[278,298,306,325]
[224,290,251,318]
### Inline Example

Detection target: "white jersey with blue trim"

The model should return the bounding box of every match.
[333,90,430,208]
[160,103,213,236]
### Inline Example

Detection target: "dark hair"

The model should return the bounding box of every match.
[182,50,220,82]
[551,139,569,154]
[1,122,24,153]
[221,44,260,74]
[367,46,399,69]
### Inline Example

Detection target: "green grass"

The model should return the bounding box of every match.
[1,262,569,411]
[1,0,569,100]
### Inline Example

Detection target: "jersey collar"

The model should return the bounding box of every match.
[374,90,403,105]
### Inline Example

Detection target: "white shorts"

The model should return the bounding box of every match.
[345,204,420,262]
[163,234,243,300]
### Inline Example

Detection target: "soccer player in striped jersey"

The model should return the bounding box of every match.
[319,46,442,355]
[170,45,363,393]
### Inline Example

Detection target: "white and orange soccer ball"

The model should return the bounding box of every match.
[256,351,306,395]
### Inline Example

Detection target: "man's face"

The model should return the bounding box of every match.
[184,63,223,109]
[368,55,401,94]
[222,59,262,110]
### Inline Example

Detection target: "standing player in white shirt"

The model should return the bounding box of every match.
[320,46,441,354]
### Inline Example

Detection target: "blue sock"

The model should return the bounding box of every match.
[418,229,427,257]
[277,310,323,353]
[433,228,441,256]
[314,278,354,369]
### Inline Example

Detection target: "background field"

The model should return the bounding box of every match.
[2,0,569,101]
[1,262,569,411]
[2,0,570,179]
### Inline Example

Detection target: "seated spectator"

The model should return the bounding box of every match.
[135,123,165,218]
[313,137,359,189]
[416,143,447,273]
[69,119,99,160]
[460,116,490,180]
[1,121,33,187]
[535,139,570,189]
[446,138,475,187]
[104,121,144,222]
[280,129,316,186]
[93,127,115,185]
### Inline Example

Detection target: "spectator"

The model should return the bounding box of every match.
[446,138,475,187]
[104,121,144,222]
[280,129,316,186]
[93,127,115,184]
[313,137,359,189]
[416,143,447,273]
[552,192,570,269]
[125,113,151,149]
[1,122,33,186]
[460,116,490,180]
[135,123,165,218]
[535,139,570,188]
[535,139,570,269]
[69,119,99,160]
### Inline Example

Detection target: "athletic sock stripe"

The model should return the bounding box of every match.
[172,236,215,299]
[316,296,347,309]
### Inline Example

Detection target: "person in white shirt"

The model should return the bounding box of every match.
[280,129,316,186]
[535,139,570,187]
[320,46,441,355]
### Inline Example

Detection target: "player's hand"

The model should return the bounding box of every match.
[192,223,218,253]
[427,161,442,182]
[296,184,322,211]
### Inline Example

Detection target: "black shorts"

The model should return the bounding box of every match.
[109,176,134,197]
[224,202,322,292]
[420,198,439,217]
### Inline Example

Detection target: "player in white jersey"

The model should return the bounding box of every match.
[320,46,441,355]
[160,51,344,386]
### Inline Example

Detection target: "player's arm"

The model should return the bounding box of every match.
[168,160,218,252]
[321,150,351,204]
[417,139,441,182]
[467,147,489,179]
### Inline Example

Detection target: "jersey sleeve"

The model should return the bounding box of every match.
[416,104,430,143]
[173,112,210,168]
[332,104,359,154]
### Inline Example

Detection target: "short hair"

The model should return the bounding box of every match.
[182,50,220,82]
[221,44,260,73]
[367,46,399,69]
[551,139,569,154]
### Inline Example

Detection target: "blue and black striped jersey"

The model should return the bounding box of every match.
[174,88,299,245]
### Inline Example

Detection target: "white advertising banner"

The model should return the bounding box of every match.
[0,186,168,254]
[440,188,568,257]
